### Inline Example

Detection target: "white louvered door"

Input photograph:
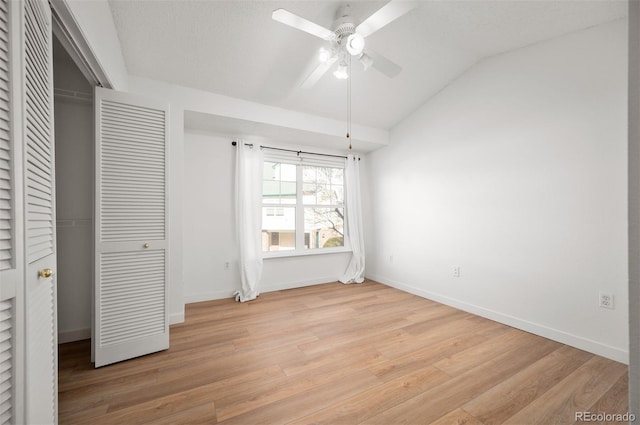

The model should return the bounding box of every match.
[0,0,12,282]
[94,87,169,368]
[0,302,12,425]
[23,0,57,423]
[0,1,18,423]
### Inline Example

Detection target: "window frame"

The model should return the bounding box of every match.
[262,155,351,259]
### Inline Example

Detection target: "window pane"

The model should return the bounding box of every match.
[304,208,344,249]
[281,181,296,197]
[316,184,332,205]
[332,185,344,205]
[280,163,296,181]
[303,166,316,183]
[262,207,296,252]
[264,162,279,180]
[263,180,279,198]
[263,162,297,205]
[303,183,316,204]
[317,167,330,183]
[331,168,344,185]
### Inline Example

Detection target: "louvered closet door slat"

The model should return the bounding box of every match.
[0,301,11,425]
[0,1,13,422]
[100,99,164,242]
[23,0,57,423]
[94,87,169,368]
[25,0,52,264]
[0,0,11,276]
[99,250,165,346]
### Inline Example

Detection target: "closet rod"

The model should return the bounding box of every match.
[231,141,359,160]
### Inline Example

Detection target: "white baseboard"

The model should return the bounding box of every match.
[367,273,629,364]
[169,311,185,325]
[183,277,340,305]
[260,276,339,294]
[58,328,90,344]
[184,290,234,304]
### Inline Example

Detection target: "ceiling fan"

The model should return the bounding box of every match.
[272,1,417,88]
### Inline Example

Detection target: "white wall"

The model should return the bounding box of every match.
[129,77,388,149]
[59,0,128,91]
[183,131,351,302]
[182,132,236,301]
[53,38,94,343]
[55,99,93,343]
[365,19,629,362]
[628,0,639,413]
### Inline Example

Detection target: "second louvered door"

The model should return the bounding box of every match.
[94,87,169,367]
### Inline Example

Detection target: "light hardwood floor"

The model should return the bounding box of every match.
[58,280,629,424]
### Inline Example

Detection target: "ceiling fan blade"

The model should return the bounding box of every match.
[300,56,337,89]
[356,0,417,38]
[272,9,336,41]
[367,49,402,78]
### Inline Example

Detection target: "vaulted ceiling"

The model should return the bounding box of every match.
[108,0,627,131]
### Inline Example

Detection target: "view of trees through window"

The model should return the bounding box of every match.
[262,161,344,252]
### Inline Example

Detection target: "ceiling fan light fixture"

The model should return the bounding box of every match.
[346,33,365,56]
[318,47,331,63]
[359,53,373,71]
[334,62,349,80]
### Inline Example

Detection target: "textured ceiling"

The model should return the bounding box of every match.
[109,0,627,130]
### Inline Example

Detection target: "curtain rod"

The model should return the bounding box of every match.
[231,141,359,160]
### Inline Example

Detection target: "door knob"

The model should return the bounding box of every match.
[143,243,150,248]
[38,268,54,278]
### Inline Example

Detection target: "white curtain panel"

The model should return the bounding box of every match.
[340,154,365,284]
[234,140,264,302]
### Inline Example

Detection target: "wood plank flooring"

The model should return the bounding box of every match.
[58,280,629,424]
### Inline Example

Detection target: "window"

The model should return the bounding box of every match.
[262,158,345,254]
[262,162,296,252]
[302,166,344,249]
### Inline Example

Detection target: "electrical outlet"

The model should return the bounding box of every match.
[224,261,230,270]
[389,255,394,264]
[599,292,614,309]
[453,266,461,278]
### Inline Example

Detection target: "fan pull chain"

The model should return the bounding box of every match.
[347,54,352,150]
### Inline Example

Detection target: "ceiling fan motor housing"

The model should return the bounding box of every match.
[332,3,357,42]
[333,21,362,56]
[333,21,356,39]
[331,5,366,56]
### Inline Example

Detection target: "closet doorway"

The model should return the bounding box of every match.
[52,36,94,346]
